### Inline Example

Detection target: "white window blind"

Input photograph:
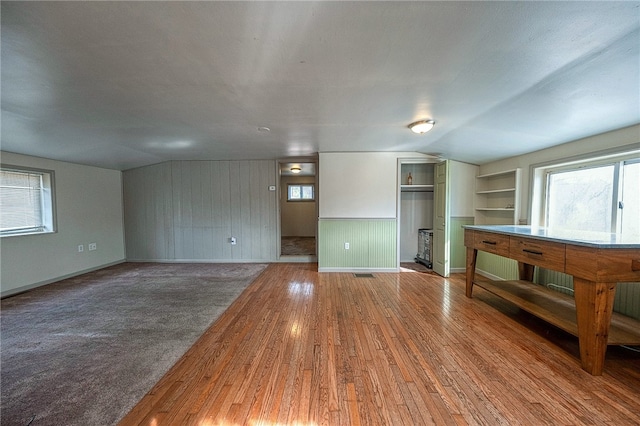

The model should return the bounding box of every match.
[0,167,54,236]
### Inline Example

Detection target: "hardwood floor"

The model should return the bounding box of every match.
[120,263,640,425]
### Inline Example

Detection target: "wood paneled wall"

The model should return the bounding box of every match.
[124,160,277,262]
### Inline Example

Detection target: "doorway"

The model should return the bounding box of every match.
[278,160,318,260]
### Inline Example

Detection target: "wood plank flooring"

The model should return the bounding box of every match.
[119,263,640,425]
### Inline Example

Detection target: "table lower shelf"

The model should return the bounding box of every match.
[473,278,640,346]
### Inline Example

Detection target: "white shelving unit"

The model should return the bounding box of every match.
[474,168,521,225]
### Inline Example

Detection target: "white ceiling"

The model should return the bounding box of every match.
[2,1,639,171]
[280,162,316,177]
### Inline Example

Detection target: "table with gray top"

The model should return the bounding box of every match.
[464,225,640,375]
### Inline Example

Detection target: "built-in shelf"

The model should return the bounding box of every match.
[401,184,434,192]
[475,168,520,225]
[476,188,516,194]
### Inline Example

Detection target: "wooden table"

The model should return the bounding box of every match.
[464,225,640,375]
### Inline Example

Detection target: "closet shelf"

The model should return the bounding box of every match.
[401,184,434,192]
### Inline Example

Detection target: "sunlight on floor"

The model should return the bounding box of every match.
[288,281,315,297]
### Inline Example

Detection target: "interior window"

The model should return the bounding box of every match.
[288,184,314,201]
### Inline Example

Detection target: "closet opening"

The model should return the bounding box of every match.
[278,160,318,261]
[398,159,436,271]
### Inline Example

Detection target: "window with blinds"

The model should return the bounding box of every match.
[0,166,55,236]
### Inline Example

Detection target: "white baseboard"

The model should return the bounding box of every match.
[318,267,399,273]
[126,258,273,263]
[1,259,126,298]
[475,268,506,281]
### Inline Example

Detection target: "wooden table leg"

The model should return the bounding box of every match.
[465,247,477,298]
[517,262,535,282]
[573,278,617,375]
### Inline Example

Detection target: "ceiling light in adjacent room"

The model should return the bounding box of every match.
[408,120,435,134]
[291,166,302,173]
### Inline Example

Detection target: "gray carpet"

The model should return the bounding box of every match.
[0,262,267,426]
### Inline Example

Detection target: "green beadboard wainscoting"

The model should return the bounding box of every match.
[613,282,640,320]
[318,219,396,271]
[450,217,475,272]
[476,252,519,281]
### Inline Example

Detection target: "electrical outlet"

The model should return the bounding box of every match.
[230,237,237,245]
[88,243,97,251]
[344,242,350,250]
[78,245,84,253]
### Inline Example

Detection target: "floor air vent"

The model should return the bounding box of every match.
[354,273,375,278]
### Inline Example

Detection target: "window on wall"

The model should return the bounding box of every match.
[0,166,56,237]
[540,154,639,234]
[288,184,314,201]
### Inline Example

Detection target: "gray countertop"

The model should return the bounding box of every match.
[463,225,640,249]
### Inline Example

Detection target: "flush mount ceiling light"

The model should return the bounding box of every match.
[408,120,435,134]
[290,166,302,174]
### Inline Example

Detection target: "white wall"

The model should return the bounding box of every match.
[319,152,435,218]
[0,152,125,296]
[478,124,640,224]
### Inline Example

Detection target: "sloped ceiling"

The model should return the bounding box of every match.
[2,1,639,170]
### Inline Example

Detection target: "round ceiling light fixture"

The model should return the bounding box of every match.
[290,166,302,174]
[408,119,435,134]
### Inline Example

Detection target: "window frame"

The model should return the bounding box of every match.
[544,161,619,233]
[531,149,639,233]
[287,183,315,202]
[0,164,57,237]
